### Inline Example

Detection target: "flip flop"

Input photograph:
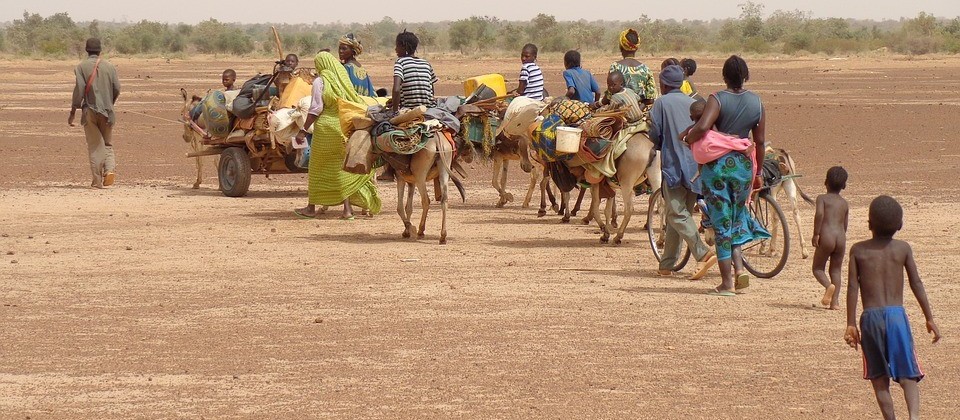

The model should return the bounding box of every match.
[340,215,356,221]
[657,270,675,277]
[293,209,314,220]
[735,273,750,290]
[689,255,718,280]
[707,288,736,297]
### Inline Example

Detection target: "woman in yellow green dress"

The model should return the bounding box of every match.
[293,51,380,220]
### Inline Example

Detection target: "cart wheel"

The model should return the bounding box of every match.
[218,147,252,197]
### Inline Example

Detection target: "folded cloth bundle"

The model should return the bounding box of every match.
[531,114,563,163]
[579,116,625,140]
[424,107,461,132]
[580,137,614,162]
[372,121,395,137]
[389,106,427,126]
[560,137,614,167]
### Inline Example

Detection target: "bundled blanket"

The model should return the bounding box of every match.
[530,114,563,163]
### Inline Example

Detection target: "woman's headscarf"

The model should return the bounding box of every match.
[619,28,639,52]
[314,51,362,104]
[338,33,363,56]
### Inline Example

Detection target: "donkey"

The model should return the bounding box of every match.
[179,88,216,189]
[581,134,661,245]
[392,133,465,245]
[517,130,662,245]
[765,147,815,259]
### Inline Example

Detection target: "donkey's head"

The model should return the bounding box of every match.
[180,88,202,143]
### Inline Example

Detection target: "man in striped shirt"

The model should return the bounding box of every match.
[515,43,544,100]
[391,31,438,111]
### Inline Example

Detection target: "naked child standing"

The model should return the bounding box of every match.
[812,166,849,309]
[845,195,941,420]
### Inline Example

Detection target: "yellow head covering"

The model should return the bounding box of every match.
[338,33,364,56]
[619,29,639,52]
[314,51,362,105]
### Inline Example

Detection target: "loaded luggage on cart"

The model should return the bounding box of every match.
[184,59,319,197]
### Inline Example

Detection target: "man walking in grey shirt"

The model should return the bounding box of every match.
[649,65,716,279]
[69,38,120,188]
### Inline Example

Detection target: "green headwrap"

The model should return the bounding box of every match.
[314,51,362,106]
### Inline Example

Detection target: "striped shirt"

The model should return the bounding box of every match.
[519,62,544,100]
[610,88,644,124]
[394,56,438,108]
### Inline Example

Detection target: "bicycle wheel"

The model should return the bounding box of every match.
[742,192,790,278]
[646,188,691,271]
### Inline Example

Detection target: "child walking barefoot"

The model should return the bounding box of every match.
[845,195,941,420]
[812,166,849,309]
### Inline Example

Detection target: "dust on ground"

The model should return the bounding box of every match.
[0,55,958,418]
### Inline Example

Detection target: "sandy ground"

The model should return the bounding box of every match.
[1,54,959,418]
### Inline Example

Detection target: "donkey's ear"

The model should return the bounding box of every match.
[180,88,188,101]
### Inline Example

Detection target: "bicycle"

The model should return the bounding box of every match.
[646,181,790,278]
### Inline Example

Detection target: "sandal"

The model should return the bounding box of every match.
[735,273,750,290]
[294,209,315,219]
[707,288,736,297]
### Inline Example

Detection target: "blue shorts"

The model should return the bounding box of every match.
[860,306,924,382]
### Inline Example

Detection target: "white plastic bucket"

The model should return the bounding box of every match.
[555,126,582,154]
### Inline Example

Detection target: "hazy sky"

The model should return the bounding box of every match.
[1,0,957,24]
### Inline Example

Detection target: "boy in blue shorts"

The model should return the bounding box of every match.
[845,195,941,420]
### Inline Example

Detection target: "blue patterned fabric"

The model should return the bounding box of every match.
[531,114,562,163]
[700,151,770,261]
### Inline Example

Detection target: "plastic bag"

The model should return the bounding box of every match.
[296,134,312,169]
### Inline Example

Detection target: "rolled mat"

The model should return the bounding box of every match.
[374,125,432,155]
[580,116,625,140]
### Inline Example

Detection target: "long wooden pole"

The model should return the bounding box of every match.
[272,26,283,60]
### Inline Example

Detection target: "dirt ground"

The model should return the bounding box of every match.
[1,54,959,418]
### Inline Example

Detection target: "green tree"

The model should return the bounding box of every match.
[763,9,809,42]
[527,14,557,46]
[569,21,603,50]
[87,20,100,39]
[946,17,960,36]
[904,12,939,36]
[448,16,497,54]
[738,1,764,38]
[499,23,525,51]
[415,25,437,53]
[191,19,253,54]
[6,12,85,55]
[369,17,400,49]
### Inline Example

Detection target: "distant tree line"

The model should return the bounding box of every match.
[2,5,959,57]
